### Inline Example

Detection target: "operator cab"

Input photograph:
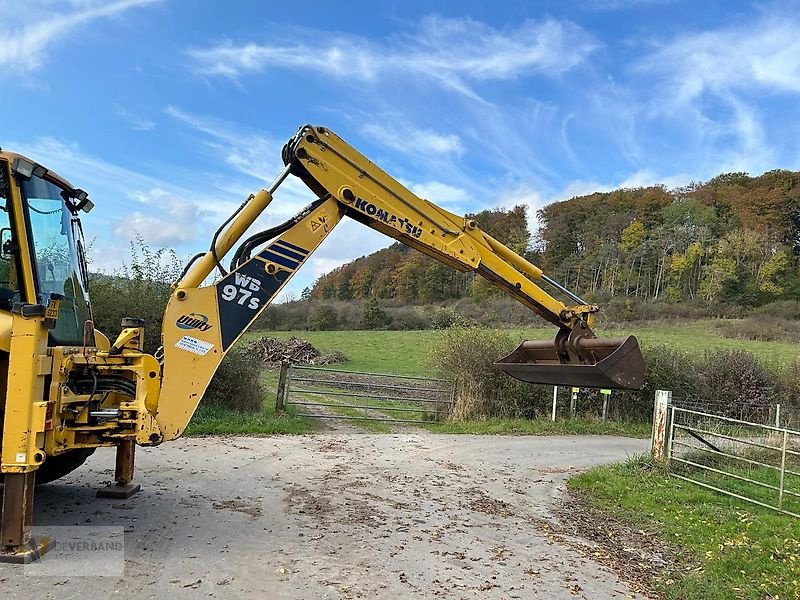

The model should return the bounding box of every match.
[0,151,94,346]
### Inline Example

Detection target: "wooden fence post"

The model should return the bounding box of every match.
[651,390,672,462]
[275,360,289,412]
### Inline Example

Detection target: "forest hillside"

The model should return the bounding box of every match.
[309,169,800,308]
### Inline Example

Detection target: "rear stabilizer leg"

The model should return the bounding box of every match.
[96,440,140,499]
[0,472,52,563]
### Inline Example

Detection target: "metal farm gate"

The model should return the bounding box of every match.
[652,391,800,517]
[276,364,454,424]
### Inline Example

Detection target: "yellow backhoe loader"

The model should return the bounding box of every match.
[0,125,645,562]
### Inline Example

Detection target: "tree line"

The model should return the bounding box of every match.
[310,169,800,308]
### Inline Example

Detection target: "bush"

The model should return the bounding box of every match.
[202,345,265,412]
[361,298,388,329]
[696,349,773,407]
[428,326,549,419]
[308,304,338,330]
[716,317,800,342]
[430,307,462,329]
[749,300,800,320]
[428,329,797,423]
[387,307,429,330]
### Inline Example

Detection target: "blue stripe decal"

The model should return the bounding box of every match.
[258,250,299,269]
[273,239,309,255]
[267,244,305,262]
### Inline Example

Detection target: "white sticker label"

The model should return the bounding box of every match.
[175,335,214,356]
[15,452,26,463]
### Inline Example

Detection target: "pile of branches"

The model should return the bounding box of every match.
[247,336,347,366]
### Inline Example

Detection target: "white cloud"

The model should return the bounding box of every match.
[112,103,156,131]
[495,184,546,237]
[638,14,800,104]
[0,0,160,72]
[115,188,202,246]
[163,106,315,216]
[634,13,800,174]
[10,137,238,255]
[113,210,196,246]
[407,181,469,207]
[362,123,464,157]
[187,16,598,96]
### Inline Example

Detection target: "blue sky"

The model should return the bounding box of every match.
[3,0,800,299]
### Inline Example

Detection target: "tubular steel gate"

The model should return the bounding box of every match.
[276,364,454,424]
[665,402,800,518]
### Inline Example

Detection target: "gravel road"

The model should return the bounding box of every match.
[1,433,649,599]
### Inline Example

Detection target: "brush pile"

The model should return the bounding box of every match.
[247,336,347,366]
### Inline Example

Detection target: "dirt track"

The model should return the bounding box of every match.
[1,433,648,599]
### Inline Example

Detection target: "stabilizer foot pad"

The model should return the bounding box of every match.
[96,483,141,499]
[0,536,53,564]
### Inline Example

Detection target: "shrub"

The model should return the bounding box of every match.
[696,349,773,407]
[427,326,549,419]
[361,298,388,329]
[428,329,796,424]
[749,300,800,320]
[716,317,800,342]
[308,303,338,330]
[430,307,462,329]
[387,307,429,330]
[202,345,265,412]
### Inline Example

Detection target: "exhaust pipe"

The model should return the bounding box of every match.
[494,334,646,390]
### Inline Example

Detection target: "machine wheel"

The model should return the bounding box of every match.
[0,448,95,486]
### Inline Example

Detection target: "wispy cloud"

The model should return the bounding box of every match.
[12,137,226,257]
[116,188,202,245]
[634,12,800,173]
[163,106,319,216]
[406,180,469,209]
[187,16,598,97]
[585,0,679,10]
[0,0,160,72]
[112,103,156,131]
[362,122,464,157]
[637,14,800,103]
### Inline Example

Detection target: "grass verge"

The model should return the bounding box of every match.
[568,455,800,599]
[185,404,315,436]
[428,418,652,437]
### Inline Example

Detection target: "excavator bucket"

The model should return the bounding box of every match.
[494,336,646,390]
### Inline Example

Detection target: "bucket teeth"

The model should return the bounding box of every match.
[494,335,646,390]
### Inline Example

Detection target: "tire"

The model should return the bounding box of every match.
[0,448,95,485]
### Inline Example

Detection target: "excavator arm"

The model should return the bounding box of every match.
[153,125,644,441]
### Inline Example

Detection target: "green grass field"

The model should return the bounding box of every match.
[194,319,800,437]
[249,319,800,375]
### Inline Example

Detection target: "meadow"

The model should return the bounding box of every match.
[250,319,800,375]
